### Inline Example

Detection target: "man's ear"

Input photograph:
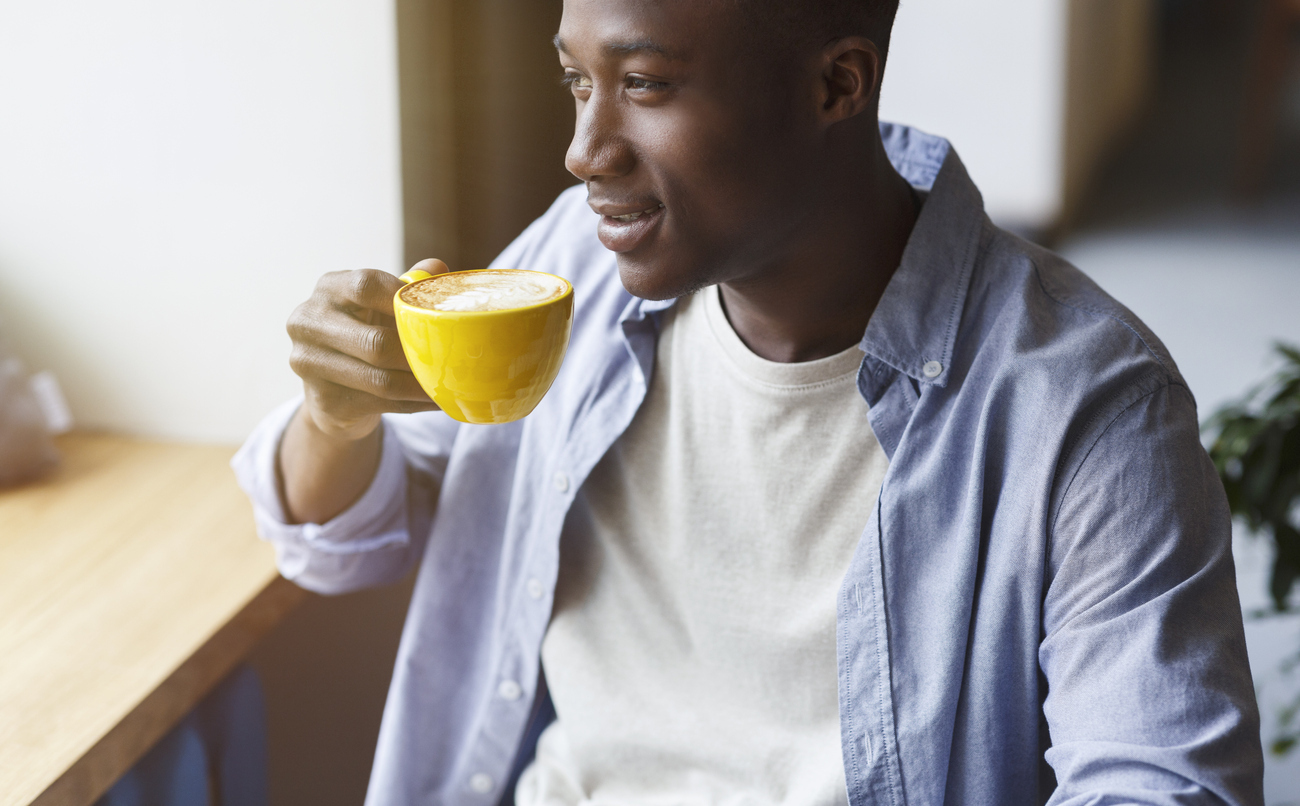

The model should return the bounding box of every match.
[816,36,881,125]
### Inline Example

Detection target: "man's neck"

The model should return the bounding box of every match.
[716,138,919,364]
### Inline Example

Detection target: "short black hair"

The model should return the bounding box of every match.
[737,0,901,63]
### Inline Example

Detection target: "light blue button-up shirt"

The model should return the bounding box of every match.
[233,124,1263,805]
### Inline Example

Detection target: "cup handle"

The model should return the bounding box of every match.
[398,270,434,284]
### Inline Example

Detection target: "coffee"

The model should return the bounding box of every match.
[400,270,568,313]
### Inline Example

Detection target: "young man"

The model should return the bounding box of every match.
[234,0,1264,803]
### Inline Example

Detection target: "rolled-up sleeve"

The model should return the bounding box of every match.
[230,396,452,594]
[1042,379,1264,805]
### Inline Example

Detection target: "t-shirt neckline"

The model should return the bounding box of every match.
[700,285,865,389]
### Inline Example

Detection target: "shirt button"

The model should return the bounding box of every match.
[922,360,943,379]
[469,772,494,794]
[498,679,522,701]
[553,471,569,493]
[527,578,545,600]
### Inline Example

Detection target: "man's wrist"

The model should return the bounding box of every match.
[296,399,383,448]
[279,403,385,525]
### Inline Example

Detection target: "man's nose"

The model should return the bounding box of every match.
[565,96,634,182]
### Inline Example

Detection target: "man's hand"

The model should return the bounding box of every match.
[278,259,448,524]
[287,258,448,441]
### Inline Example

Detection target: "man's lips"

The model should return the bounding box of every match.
[592,201,666,253]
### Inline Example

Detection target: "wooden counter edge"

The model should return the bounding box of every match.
[29,576,308,806]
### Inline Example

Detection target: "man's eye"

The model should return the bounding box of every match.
[626,77,667,91]
[560,72,592,92]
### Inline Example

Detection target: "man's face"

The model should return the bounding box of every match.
[557,0,823,300]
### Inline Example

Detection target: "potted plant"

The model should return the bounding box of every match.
[1204,342,1300,753]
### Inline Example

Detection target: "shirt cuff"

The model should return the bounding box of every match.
[230,397,411,570]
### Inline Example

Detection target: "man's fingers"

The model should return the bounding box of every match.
[288,305,411,371]
[290,343,432,403]
[317,261,450,317]
[286,263,458,421]
[320,269,406,316]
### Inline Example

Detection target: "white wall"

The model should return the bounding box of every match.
[0,0,404,444]
[881,0,1068,227]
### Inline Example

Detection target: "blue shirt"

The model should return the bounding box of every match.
[233,123,1264,805]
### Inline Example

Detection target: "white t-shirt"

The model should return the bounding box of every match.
[517,285,890,806]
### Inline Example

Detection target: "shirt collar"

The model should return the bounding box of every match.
[859,123,985,387]
[626,122,986,389]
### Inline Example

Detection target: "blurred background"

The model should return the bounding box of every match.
[1,0,1297,802]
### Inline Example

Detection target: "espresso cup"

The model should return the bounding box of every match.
[393,268,574,424]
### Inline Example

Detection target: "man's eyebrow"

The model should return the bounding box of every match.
[605,38,677,58]
[553,34,682,60]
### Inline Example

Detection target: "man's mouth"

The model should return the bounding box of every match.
[609,204,665,223]
[595,201,667,253]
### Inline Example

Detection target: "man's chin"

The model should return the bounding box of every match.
[615,255,704,302]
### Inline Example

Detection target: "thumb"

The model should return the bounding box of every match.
[408,257,451,277]
[370,258,452,325]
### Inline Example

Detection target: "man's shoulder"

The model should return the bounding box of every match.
[953,223,1195,462]
[507,185,612,285]
[967,223,1186,397]
[499,184,629,321]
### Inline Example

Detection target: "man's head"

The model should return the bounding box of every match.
[556,0,901,301]
[733,0,899,74]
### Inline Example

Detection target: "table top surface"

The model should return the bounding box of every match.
[0,433,291,806]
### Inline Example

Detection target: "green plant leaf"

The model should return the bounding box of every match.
[1206,344,1300,756]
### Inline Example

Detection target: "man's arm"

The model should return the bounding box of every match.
[279,407,382,524]
[230,259,454,595]
[1041,379,1264,805]
[279,259,447,523]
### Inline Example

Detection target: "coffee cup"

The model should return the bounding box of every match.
[393,268,574,424]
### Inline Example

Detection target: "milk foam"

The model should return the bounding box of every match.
[401,271,566,312]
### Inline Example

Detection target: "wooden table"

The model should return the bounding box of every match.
[0,434,306,806]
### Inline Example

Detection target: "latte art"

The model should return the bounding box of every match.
[401,270,568,312]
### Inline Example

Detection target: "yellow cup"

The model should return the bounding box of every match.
[393,268,574,424]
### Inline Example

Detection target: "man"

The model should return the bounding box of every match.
[234,0,1265,803]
